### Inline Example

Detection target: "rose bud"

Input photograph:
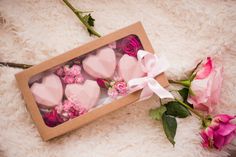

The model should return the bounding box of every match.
[96,78,109,89]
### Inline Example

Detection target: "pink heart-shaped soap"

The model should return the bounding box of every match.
[30,74,63,108]
[118,54,145,82]
[82,47,116,79]
[65,80,100,110]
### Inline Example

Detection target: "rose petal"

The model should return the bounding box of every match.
[224,132,236,145]
[213,132,225,149]
[196,57,213,79]
[215,114,235,123]
[217,123,236,136]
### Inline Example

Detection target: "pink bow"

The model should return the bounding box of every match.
[128,50,173,100]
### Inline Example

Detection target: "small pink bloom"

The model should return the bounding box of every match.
[74,75,84,84]
[200,114,236,150]
[64,65,81,76]
[62,75,75,84]
[107,87,119,98]
[118,35,142,57]
[114,81,128,95]
[187,57,223,113]
[70,65,81,76]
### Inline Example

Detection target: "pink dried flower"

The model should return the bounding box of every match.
[70,65,82,76]
[107,87,119,98]
[200,114,236,150]
[118,35,142,57]
[62,75,75,84]
[55,100,88,121]
[64,65,81,77]
[74,75,84,84]
[114,81,128,95]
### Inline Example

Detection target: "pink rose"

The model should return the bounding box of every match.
[118,35,142,57]
[114,81,128,95]
[187,57,223,113]
[200,114,236,149]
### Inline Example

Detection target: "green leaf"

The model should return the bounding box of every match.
[165,101,190,118]
[178,88,189,102]
[83,14,95,35]
[162,113,177,145]
[149,106,167,121]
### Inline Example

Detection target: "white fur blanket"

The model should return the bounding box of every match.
[0,0,236,157]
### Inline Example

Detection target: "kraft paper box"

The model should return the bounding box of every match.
[15,22,169,141]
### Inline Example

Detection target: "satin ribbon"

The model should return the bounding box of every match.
[128,50,174,100]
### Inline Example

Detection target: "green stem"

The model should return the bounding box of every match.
[169,79,191,87]
[0,61,32,69]
[63,0,101,37]
[175,98,204,120]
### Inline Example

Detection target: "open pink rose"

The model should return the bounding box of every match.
[118,35,142,57]
[200,114,236,149]
[187,57,223,113]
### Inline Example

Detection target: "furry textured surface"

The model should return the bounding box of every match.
[0,0,236,157]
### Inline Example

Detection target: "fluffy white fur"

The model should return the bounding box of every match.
[0,0,236,157]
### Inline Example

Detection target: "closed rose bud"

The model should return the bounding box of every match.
[96,78,109,88]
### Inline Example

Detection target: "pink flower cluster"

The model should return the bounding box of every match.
[201,114,236,150]
[56,65,84,84]
[96,78,128,98]
[43,100,87,127]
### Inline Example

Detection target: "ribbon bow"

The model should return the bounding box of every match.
[128,50,174,100]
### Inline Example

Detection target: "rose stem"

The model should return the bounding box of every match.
[0,61,33,69]
[175,98,204,120]
[168,79,191,87]
[62,0,101,37]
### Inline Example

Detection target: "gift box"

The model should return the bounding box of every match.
[15,22,169,141]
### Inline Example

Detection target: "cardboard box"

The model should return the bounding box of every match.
[15,22,169,141]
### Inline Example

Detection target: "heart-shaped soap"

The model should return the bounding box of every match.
[118,54,145,82]
[82,47,116,79]
[65,80,100,110]
[30,74,63,108]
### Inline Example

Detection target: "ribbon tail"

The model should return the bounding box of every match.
[139,86,154,101]
[147,78,174,99]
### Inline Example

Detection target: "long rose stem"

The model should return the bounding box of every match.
[175,98,204,120]
[62,0,101,37]
[0,61,32,69]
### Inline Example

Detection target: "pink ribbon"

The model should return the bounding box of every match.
[128,50,174,100]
